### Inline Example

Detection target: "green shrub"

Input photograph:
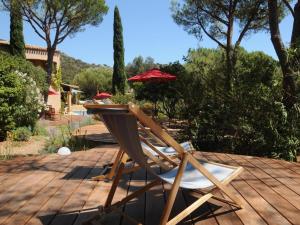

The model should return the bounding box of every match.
[42,122,97,154]
[111,93,135,104]
[32,123,49,136]
[0,50,47,92]
[0,51,46,140]
[73,67,112,99]
[176,48,300,161]
[11,127,32,141]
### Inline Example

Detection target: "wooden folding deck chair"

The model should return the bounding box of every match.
[85,104,195,181]
[85,103,244,225]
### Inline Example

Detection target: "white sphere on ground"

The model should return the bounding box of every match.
[58,147,71,156]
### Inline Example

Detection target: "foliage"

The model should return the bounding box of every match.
[11,127,32,141]
[2,0,108,87]
[73,67,112,99]
[60,53,106,84]
[126,56,158,78]
[0,50,47,92]
[51,66,62,91]
[175,48,299,161]
[9,0,25,57]
[32,122,49,136]
[112,6,126,94]
[111,93,135,104]
[0,51,46,140]
[42,118,97,154]
[171,0,281,90]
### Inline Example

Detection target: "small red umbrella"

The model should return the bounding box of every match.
[48,86,59,95]
[128,68,176,82]
[93,92,112,99]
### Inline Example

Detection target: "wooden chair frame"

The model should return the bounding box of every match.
[84,103,244,225]
[89,108,184,181]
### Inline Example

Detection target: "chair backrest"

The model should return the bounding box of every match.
[128,103,185,155]
[101,110,154,171]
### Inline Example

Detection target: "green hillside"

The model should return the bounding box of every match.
[60,53,110,84]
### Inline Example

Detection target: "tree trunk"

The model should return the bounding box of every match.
[268,0,296,108]
[44,46,55,102]
[291,1,300,47]
[225,3,234,92]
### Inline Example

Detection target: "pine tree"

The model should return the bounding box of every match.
[112,6,125,94]
[10,0,25,57]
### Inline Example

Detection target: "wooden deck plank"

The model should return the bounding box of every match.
[47,152,106,225]
[0,155,77,225]
[211,153,295,225]
[0,154,59,194]
[206,152,290,225]
[145,168,165,225]
[238,155,300,210]
[0,155,66,209]
[198,153,243,225]
[0,148,300,225]
[72,149,118,225]
[25,150,103,225]
[226,154,300,224]
[97,163,132,225]
[121,167,146,225]
[201,153,267,225]
[254,157,300,179]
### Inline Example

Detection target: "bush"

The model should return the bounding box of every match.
[11,127,32,141]
[111,93,135,104]
[176,48,300,161]
[73,67,112,99]
[0,51,45,140]
[0,50,47,92]
[32,123,49,136]
[42,120,97,154]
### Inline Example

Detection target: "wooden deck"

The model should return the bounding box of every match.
[0,145,299,225]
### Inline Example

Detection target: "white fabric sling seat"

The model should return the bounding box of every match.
[159,160,235,189]
[141,141,194,156]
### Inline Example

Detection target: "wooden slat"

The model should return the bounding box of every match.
[25,149,104,225]
[0,155,77,225]
[238,155,300,210]
[226,154,300,224]
[72,149,119,225]
[199,153,262,225]
[1,147,300,225]
[207,153,293,225]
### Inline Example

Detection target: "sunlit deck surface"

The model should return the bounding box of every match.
[0,145,299,225]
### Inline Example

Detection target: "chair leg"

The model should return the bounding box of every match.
[159,154,189,225]
[92,148,124,181]
[104,152,128,208]
[166,193,213,225]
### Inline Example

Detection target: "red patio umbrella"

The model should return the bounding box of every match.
[93,92,112,99]
[128,68,176,82]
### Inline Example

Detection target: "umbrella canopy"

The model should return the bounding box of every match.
[48,86,59,95]
[128,68,176,82]
[93,92,112,99]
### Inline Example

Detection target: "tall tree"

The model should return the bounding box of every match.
[9,0,25,57]
[171,0,269,90]
[2,0,108,100]
[267,0,300,108]
[112,6,125,94]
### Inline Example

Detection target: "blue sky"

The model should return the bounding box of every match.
[0,0,294,66]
